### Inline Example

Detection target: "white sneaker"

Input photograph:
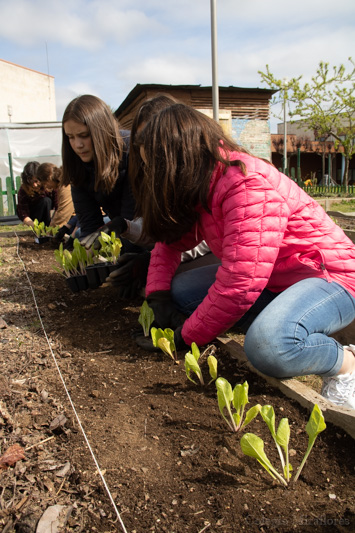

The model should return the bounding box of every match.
[321,372,355,409]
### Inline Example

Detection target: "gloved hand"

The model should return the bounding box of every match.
[63,236,75,251]
[132,329,160,352]
[146,290,185,330]
[106,251,150,299]
[81,216,128,250]
[174,326,190,352]
[53,225,71,244]
[134,326,189,353]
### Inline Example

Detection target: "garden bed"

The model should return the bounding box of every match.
[0,233,354,533]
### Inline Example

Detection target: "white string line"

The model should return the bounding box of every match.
[14,233,128,533]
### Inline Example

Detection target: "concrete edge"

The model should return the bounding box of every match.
[217,335,355,440]
[327,210,355,218]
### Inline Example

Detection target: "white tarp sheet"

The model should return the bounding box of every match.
[0,122,62,191]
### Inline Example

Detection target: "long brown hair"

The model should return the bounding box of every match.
[133,103,249,243]
[37,162,63,188]
[128,94,178,191]
[61,95,124,194]
[20,161,40,197]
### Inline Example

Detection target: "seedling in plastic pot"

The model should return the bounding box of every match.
[241,404,326,486]
[216,378,261,433]
[31,219,46,238]
[31,219,59,238]
[53,239,90,277]
[151,327,179,364]
[98,231,122,264]
[138,300,155,337]
[185,343,218,386]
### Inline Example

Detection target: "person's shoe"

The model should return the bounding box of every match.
[321,372,355,409]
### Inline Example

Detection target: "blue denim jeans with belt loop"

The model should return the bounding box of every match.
[171,266,355,379]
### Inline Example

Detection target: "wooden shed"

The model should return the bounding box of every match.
[114,84,276,160]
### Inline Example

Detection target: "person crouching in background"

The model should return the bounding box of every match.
[16,161,58,228]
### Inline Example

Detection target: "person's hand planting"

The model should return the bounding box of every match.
[53,225,71,244]
[146,290,185,330]
[82,216,128,250]
[134,325,189,353]
[106,251,150,299]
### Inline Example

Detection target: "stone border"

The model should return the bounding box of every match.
[217,335,355,440]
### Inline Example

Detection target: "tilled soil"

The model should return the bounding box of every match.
[0,232,354,533]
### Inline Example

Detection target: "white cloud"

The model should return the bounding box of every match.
[0,0,354,128]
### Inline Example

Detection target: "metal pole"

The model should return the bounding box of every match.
[210,0,219,122]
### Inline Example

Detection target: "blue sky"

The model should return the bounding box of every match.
[0,0,354,132]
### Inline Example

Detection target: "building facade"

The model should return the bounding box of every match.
[115,84,275,161]
[0,59,56,123]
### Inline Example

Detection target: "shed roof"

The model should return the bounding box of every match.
[114,83,276,117]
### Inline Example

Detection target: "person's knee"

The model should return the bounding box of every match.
[244,321,294,378]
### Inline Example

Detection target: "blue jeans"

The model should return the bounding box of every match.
[171,266,355,378]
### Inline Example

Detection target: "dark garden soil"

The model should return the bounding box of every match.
[0,233,354,533]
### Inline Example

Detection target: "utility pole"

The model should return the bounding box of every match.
[283,80,288,175]
[210,0,219,122]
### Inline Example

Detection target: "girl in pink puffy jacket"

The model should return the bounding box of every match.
[133,101,355,410]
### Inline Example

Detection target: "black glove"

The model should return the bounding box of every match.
[106,251,150,299]
[134,326,189,353]
[132,329,160,352]
[174,326,190,351]
[82,216,128,250]
[63,236,74,251]
[146,290,185,330]
[53,225,71,243]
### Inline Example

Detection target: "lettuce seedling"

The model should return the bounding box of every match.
[216,378,261,433]
[241,404,326,486]
[185,343,218,386]
[261,405,287,475]
[53,239,91,277]
[31,219,59,238]
[293,404,326,482]
[31,219,47,238]
[151,327,179,364]
[98,231,122,264]
[240,433,288,487]
[138,300,155,337]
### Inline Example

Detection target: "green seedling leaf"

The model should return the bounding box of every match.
[261,404,285,470]
[207,354,218,384]
[216,377,238,432]
[138,300,155,337]
[242,404,262,429]
[98,231,122,263]
[261,405,276,438]
[157,337,175,361]
[240,433,288,487]
[293,404,326,483]
[233,381,249,413]
[151,327,164,348]
[151,327,178,364]
[185,351,204,385]
[191,342,200,362]
[276,418,291,481]
[232,381,249,430]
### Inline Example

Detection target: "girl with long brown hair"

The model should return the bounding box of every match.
[135,102,355,410]
[61,94,138,253]
[17,161,57,227]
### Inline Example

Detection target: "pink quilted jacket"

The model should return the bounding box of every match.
[145,151,355,346]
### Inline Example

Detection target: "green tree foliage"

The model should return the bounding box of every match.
[259,58,355,185]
